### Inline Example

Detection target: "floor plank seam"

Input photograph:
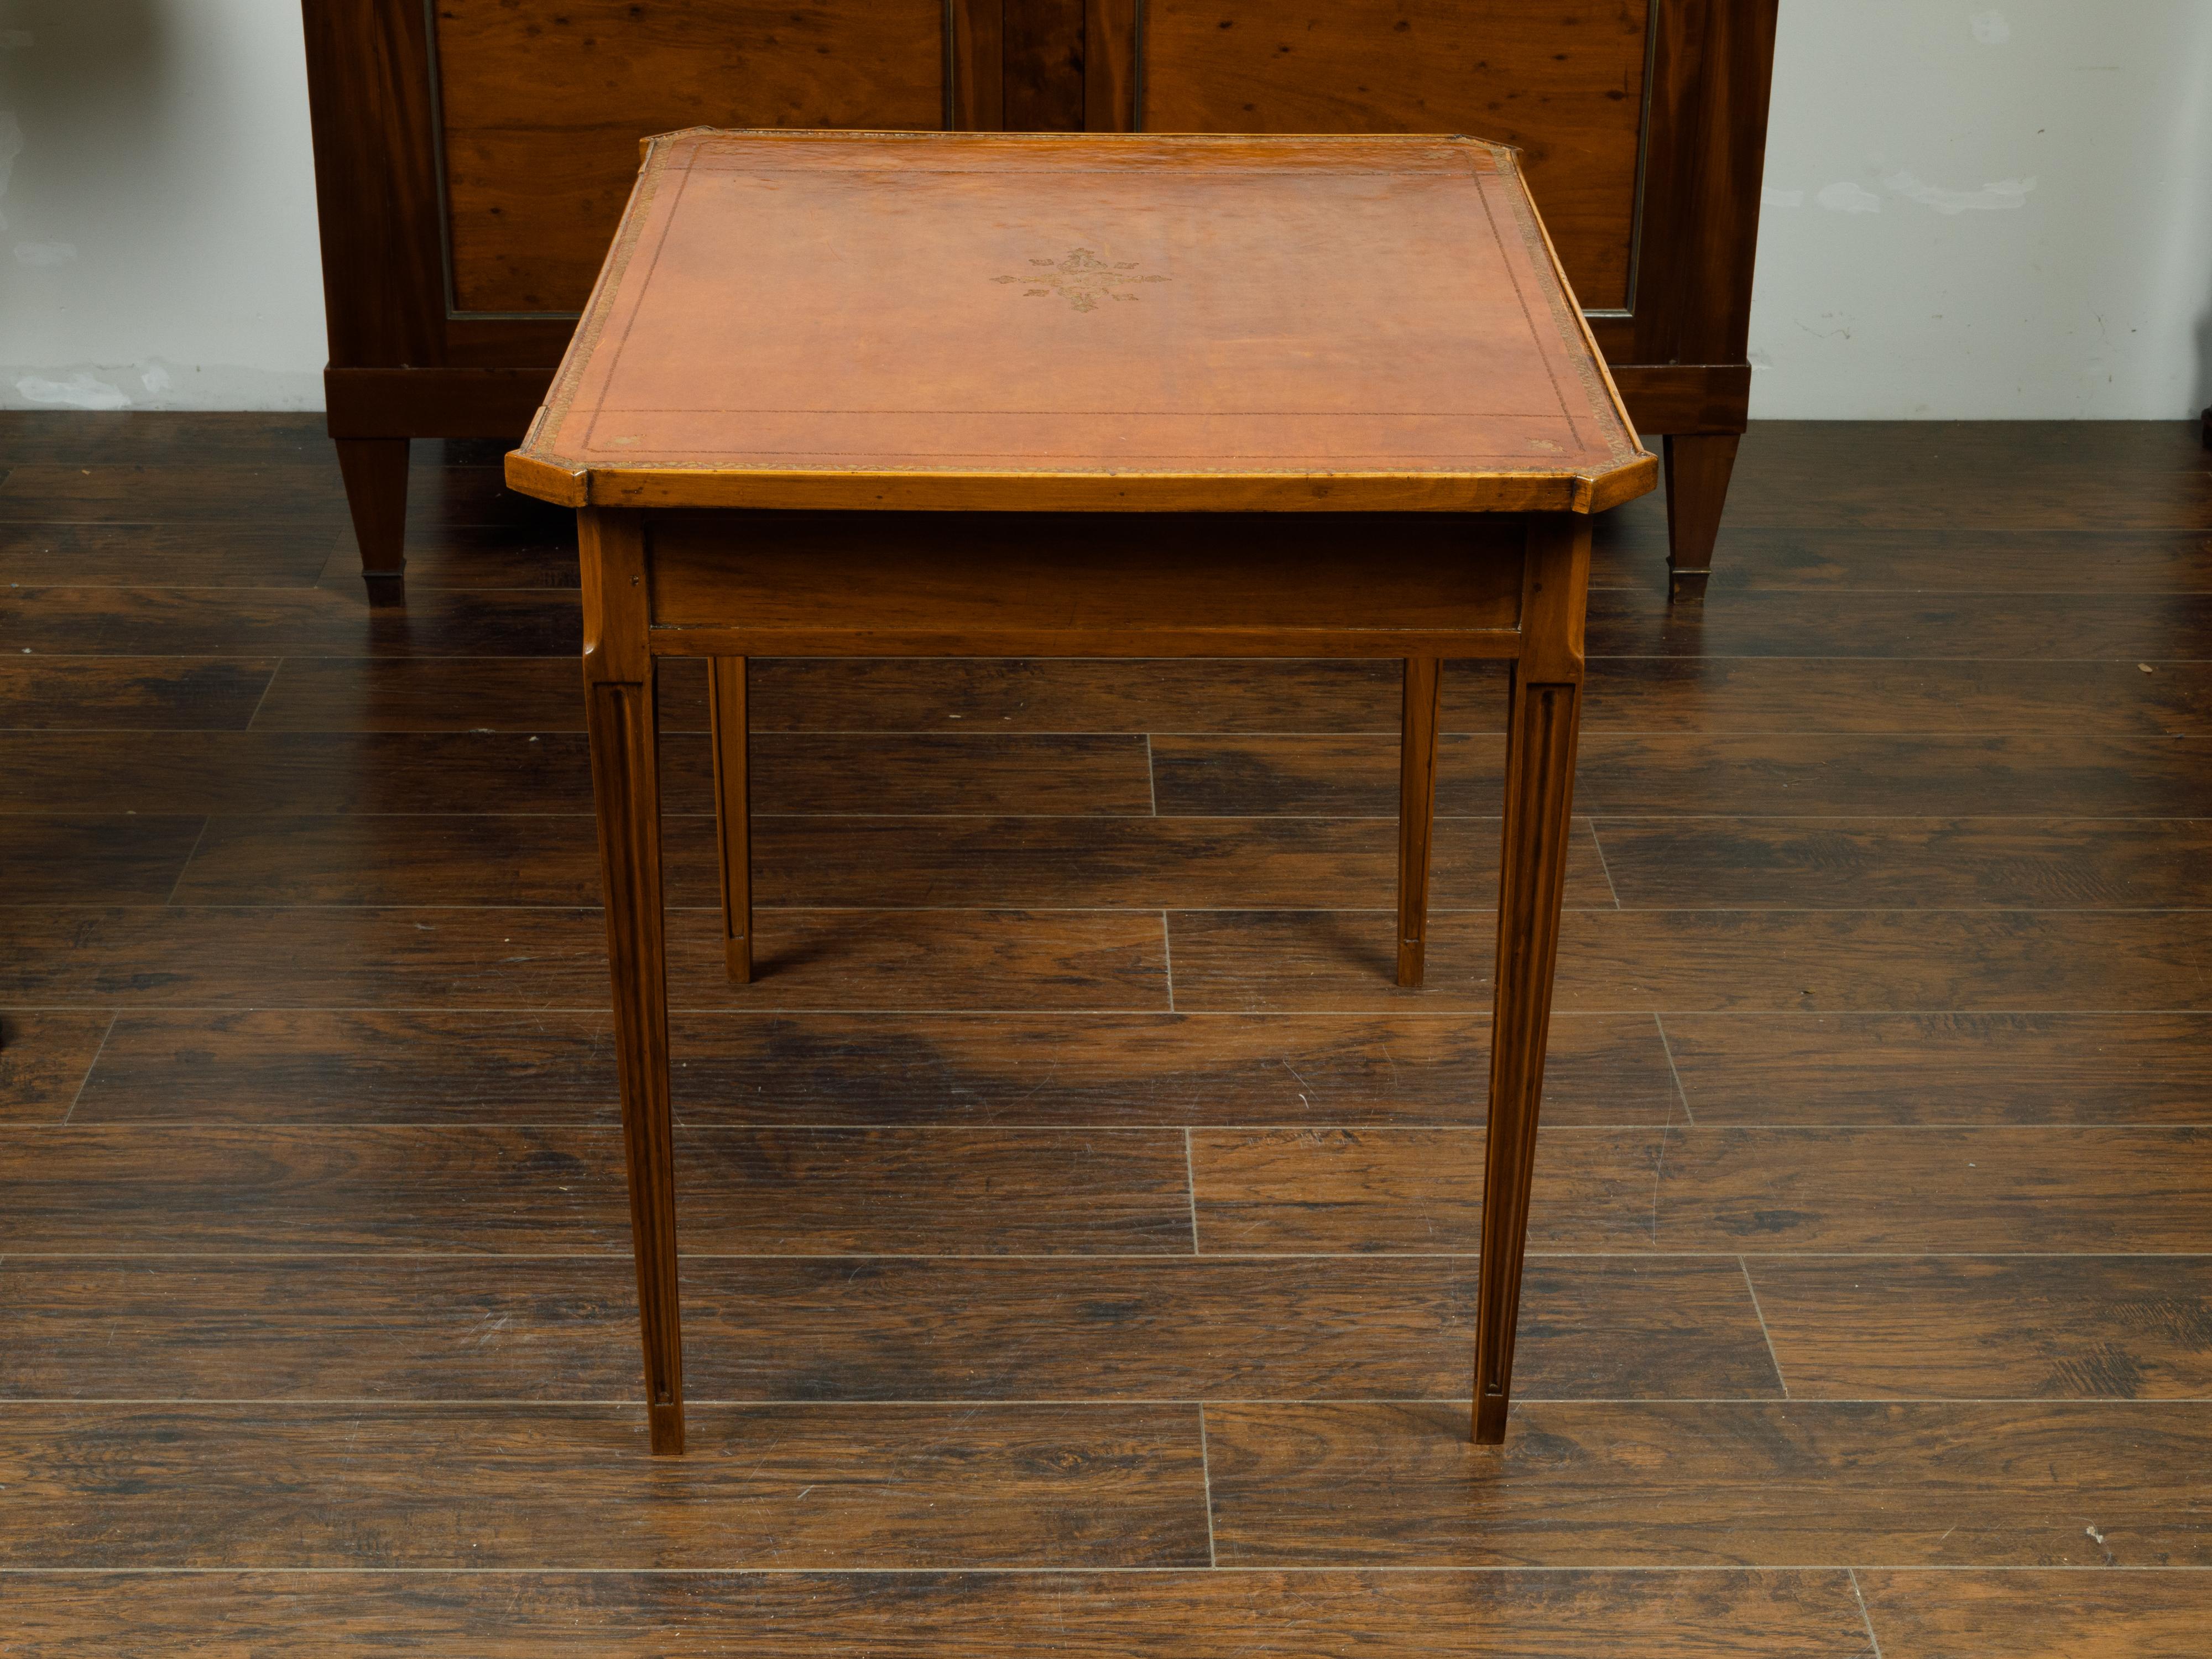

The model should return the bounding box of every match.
[160,820,214,907]
[57,1013,117,1128]
[1197,1402,1219,1569]
[1587,822,1624,909]
[1652,1013,1694,1125]
[1739,1256,1790,1398]
[1848,1567,1886,1658]
[1183,1128,1202,1255]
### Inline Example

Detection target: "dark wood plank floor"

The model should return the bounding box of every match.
[3,413,2209,1655]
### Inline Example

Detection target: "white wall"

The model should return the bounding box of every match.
[2,0,2208,417]
[1747,0,2212,418]
[0,0,326,410]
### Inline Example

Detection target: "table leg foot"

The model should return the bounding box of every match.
[1473,1389,1508,1444]
[335,437,409,604]
[1663,432,1739,606]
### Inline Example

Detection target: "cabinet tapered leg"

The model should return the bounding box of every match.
[1396,656,1441,987]
[1472,514,1590,1443]
[334,437,409,607]
[708,657,754,983]
[1662,432,1740,604]
[581,508,685,1456]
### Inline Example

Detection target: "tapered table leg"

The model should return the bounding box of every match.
[580,508,685,1456]
[1396,656,1441,987]
[708,657,754,983]
[1472,514,1590,1443]
[1663,432,1741,604]
[334,437,408,607]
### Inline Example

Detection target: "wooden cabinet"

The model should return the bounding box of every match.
[302,0,1775,603]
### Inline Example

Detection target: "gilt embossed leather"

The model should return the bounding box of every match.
[508,128,1655,514]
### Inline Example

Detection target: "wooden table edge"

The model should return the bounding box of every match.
[503,451,1658,515]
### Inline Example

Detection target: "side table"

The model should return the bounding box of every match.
[507,127,1657,1454]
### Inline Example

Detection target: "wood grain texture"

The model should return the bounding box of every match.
[1859,1571,2212,1659]
[243,655,1282,733]
[1590,587,2212,660]
[1747,1256,2212,1400]
[69,1008,1679,1129]
[1152,732,1506,815]
[1474,521,1590,1433]
[1190,1125,2212,1253]
[1151,732,2212,817]
[0,459,548,529]
[0,656,278,729]
[0,814,207,903]
[1204,1400,2212,1566]
[164,812,1616,911]
[0,462,347,521]
[742,656,1506,734]
[1594,818,2212,909]
[251,656,703,731]
[0,1568,1876,1657]
[335,437,410,592]
[299,0,445,369]
[0,410,331,465]
[1582,656,2212,735]
[1134,0,1652,310]
[319,521,580,591]
[1659,433,1739,598]
[0,1255,1775,1403]
[644,509,1527,657]
[1568,733,2212,817]
[0,1126,1193,1255]
[1659,527,2212,595]
[1717,421,2212,530]
[1004,0,1086,129]
[1164,909,2212,1013]
[1396,656,1443,986]
[0,731,608,816]
[580,506,684,1449]
[0,1010,111,1125]
[242,655,1519,737]
[2,729,1156,818]
[6,416,2207,1628]
[709,656,754,981]
[247,654,1497,735]
[0,1403,1210,1568]
[0,906,1170,1011]
[0,524,333,587]
[1663,1013,2212,1125]
[435,0,953,312]
[0,585,577,656]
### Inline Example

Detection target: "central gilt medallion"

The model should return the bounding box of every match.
[993,247,1170,312]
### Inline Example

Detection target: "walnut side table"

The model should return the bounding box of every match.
[507,128,1657,1455]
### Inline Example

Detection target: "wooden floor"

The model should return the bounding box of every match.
[1,415,2209,1655]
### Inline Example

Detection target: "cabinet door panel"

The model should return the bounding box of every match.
[436,1,953,314]
[1135,0,1651,311]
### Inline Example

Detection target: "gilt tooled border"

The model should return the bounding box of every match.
[1490,147,1639,470]
[531,134,685,473]
[534,131,1627,486]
